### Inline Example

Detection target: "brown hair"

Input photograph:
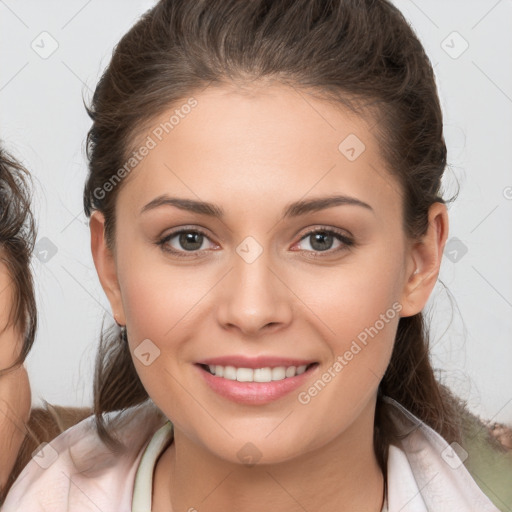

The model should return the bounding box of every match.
[0,150,94,500]
[84,0,464,470]
[0,147,37,502]
[0,147,37,373]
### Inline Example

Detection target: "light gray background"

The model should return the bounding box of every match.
[0,0,511,422]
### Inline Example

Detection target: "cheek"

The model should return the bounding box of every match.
[291,243,404,402]
[326,274,401,358]
[118,243,208,341]
[116,247,220,397]
[292,269,401,445]
[117,259,199,415]
[301,246,404,349]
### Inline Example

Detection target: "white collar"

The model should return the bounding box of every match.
[383,396,500,511]
[132,421,173,512]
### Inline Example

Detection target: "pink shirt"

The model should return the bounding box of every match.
[3,401,166,512]
[1,398,501,511]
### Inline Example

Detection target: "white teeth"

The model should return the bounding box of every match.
[205,363,311,382]
[254,367,272,382]
[236,368,253,382]
[223,366,237,380]
[285,366,296,378]
[296,365,307,375]
[271,367,286,381]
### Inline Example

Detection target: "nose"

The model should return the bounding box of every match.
[216,248,293,337]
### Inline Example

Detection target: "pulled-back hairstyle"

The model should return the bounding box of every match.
[84,0,464,472]
[0,147,37,373]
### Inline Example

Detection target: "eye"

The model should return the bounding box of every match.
[157,228,218,257]
[292,228,354,255]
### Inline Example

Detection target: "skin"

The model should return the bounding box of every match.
[0,261,31,489]
[91,82,448,512]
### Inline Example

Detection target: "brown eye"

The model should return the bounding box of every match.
[294,228,354,255]
[176,232,205,251]
[158,228,216,257]
[308,232,335,251]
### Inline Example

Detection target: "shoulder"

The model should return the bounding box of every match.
[1,400,166,512]
[383,396,502,512]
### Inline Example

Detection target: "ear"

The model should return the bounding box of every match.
[90,211,126,326]
[399,202,449,317]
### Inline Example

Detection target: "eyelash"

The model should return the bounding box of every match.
[156,226,355,259]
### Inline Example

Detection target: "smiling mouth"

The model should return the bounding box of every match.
[198,362,318,383]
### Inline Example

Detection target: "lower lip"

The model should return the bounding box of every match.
[196,364,319,405]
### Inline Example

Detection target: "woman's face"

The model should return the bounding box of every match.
[92,83,446,465]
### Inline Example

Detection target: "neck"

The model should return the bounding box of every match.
[153,400,385,512]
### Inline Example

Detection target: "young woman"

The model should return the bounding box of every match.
[0,147,36,496]
[2,0,508,510]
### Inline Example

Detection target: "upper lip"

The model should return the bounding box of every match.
[196,355,317,369]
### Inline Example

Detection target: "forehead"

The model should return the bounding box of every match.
[121,83,401,218]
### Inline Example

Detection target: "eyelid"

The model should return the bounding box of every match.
[295,225,353,243]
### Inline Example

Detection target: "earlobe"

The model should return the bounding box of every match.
[89,211,126,325]
[399,202,449,317]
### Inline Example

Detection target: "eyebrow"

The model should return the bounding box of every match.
[140,194,374,218]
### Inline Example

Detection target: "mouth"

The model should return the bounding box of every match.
[197,362,318,382]
[195,361,320,404]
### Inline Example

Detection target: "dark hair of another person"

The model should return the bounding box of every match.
[0,147,37,375]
